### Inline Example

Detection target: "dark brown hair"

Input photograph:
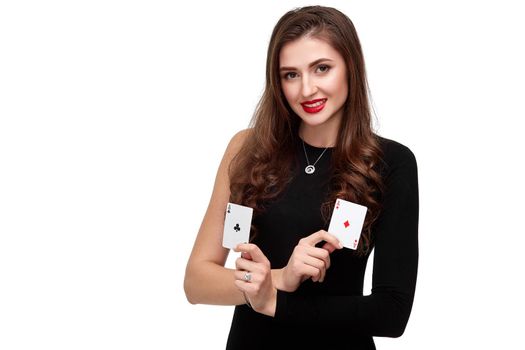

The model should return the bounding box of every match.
[228,5,386,257]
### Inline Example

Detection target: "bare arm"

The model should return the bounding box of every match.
[184,128,285,305]
[184,128,330,308]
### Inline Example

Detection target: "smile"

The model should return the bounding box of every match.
[301,98,327,113]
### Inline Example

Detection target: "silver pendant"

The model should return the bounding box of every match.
[305,165,315,174]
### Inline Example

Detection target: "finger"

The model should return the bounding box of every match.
[300,264,322,281]
[234,279,258,294]
[300,275,309,283]
[321,242,339,253]
[301,230,343,249]
[235,256,260,272]
[234,270,257,283]
[306,246,331,270]
[302,255,326,282]
[241,251,253,260]
[234,243,269,265]
[310,267,323,283]
[295,244,332,278]
[302,255,326,271]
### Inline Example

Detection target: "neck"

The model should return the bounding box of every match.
[298,119,339,148]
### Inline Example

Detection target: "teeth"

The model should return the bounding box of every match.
[304,100,326,107]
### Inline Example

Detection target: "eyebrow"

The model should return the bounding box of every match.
[279,58,334,71]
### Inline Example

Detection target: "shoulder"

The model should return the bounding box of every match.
[228,128,253,149]
[224,128,253,158]
[374,135,418,187]
[376,134,417,169]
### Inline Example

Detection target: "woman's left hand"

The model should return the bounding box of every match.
[233,243,277,317]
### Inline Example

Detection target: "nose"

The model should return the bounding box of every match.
[301,75,318,98]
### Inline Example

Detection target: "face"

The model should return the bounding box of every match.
[279,36,348,130]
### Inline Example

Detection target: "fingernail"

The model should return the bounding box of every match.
[338,242,343,249]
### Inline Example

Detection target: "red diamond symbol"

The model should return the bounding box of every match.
[344,220,350,228]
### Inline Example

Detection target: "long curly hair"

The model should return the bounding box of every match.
[228,5,386,257]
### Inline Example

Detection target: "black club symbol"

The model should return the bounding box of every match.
[234,223,241,232]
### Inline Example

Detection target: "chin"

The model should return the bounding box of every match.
[297,113,332,126]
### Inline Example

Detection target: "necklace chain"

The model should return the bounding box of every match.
[302,139,329,175]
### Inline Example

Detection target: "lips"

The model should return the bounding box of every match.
[301,98,327,113]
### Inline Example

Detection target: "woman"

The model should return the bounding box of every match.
[184,5,419,349]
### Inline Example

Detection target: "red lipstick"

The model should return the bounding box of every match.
[301,98,327,114]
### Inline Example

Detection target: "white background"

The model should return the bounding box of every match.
[1,0,524,349]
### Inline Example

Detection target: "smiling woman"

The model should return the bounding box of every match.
[279,36,348,146]
[184,5,419,350]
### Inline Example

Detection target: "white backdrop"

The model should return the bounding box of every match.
[1,0,524,349]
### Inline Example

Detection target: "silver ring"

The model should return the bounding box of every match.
[243,272,252,282]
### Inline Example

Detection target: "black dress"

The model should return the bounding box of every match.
[226,135,419,350]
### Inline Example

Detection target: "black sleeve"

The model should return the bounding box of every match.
[274,144,419,338]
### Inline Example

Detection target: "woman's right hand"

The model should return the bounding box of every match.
[278,230,343,292]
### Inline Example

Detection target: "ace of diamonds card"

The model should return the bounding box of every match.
[328,198,368,250]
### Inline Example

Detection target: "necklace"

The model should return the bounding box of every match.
[302,139,329,175]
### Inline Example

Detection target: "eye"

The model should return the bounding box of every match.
[317,64,331,73]
[283,72,298,80]
[282,64,331,80]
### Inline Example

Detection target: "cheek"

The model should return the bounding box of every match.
[326,74,348,98]
[326,75,348,94]
[282,84,297,105]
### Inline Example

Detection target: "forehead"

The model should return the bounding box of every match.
[279,36,341,67]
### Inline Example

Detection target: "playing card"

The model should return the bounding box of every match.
[327,198,368,249]
[222,202,253,249]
